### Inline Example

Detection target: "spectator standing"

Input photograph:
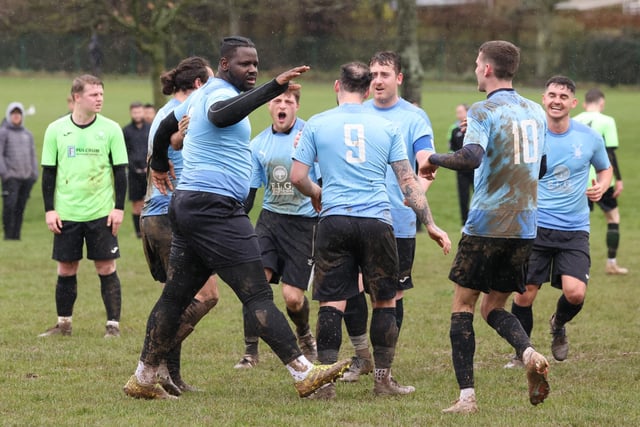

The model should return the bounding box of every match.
[0,102,38,240]
[123,101,150,238]
[448,103,473,227]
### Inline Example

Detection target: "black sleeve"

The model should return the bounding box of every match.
[42,166,57,212]
[243,188,258,214]
[429,144,484,171]
[113,164,127,210]
[606,147,622,180]
[150,113,179,172]
[208,79,288,128]
[538,154,547,179]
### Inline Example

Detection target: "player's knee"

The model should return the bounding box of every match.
[564,289,585,305]
[281,284,304,310]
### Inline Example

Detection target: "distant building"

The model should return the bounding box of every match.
[557,0,640,14]
[416,0,487,5]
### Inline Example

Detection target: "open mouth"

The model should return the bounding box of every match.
[278,112,286,120]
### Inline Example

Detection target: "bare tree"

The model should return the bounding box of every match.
[396,0,423,106]
[103,1,198,108]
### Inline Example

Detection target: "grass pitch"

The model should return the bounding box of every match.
[0,73,638,426]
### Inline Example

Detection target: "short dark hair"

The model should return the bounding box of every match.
[129,101,143,109]
[544,75,576,94]
[479,40,520,80]
[220,36,255,59]
[71,74,103,97]
[584,88,605,104]
[339,62,371,95]
[369,51,401,74]
[160,56,211,95]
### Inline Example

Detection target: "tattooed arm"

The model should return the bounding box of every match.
[419,144,484,180]
[391,159,451,255]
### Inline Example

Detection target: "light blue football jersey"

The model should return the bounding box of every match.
[463,89,547,238]
[142,97,182,217]
[537,120,610,231]
[250,118,318,217]
[294,103,408,225]
[173,77,252,201]
[363,98,434,238]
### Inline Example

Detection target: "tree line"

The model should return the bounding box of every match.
[0,0,638,107]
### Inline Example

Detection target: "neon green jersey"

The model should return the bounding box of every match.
[42,114,128,222]
[573,111,619,187]
[573,111,619,148]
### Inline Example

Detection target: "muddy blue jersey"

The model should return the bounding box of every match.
[463,89,547,238]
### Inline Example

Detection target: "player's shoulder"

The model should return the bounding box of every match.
[96,114,123,129]
[397,98,431,122]
[570,119,597,135]
[306,106,339,124]
[45,115,72,133]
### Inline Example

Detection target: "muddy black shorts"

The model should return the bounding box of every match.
[396,237,416,291]
[140,214,171,282]
[255,209,316,290]
[312,215,398,303]
[168,190,261,270]
[448,234,533,294]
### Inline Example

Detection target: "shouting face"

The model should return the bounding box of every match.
[268,92,299,133]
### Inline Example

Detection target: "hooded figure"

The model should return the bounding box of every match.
[0,102,38,240]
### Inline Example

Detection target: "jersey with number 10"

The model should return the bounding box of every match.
[294,103,407,225]
[463,89,547,239]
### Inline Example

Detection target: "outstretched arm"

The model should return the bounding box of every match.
[419,144,484,180]
[208,66,310,128]
[391,159,451,255]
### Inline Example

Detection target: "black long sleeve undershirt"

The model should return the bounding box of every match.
[42,164,127,211]
[208,79,288,128]
[606,147,622,181]
[150,113,179,172]
[113,164,127,210]
[429,144,484,170]
[429,144,547,179]
[42,166,56,212]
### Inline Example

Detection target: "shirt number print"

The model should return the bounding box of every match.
[344,124,366,163]
[512,119,540,165]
